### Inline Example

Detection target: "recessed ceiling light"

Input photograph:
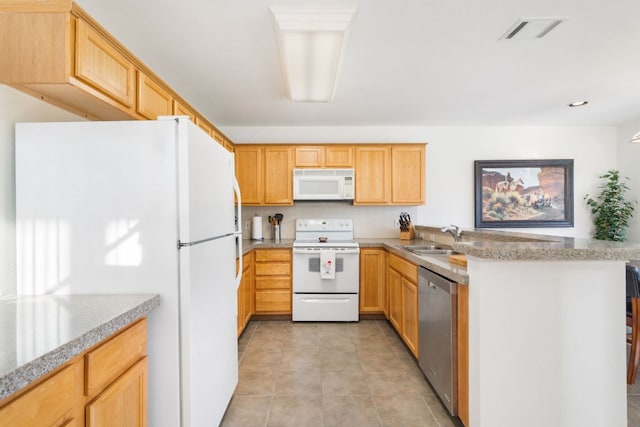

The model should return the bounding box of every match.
[568,101,589,107]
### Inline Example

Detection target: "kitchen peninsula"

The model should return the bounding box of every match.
[443,229,640,427]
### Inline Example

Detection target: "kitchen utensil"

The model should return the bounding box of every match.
[399,212,411,232]
[275,213,283,224]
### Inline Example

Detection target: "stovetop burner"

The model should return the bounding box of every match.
[293,218,359,248]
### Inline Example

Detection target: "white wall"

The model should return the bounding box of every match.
[0,86,82,295]
[226,126,619,239]
[241,204,418,240]
[0,90,629,292]
[617,119,640,243]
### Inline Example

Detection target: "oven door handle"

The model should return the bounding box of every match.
[293,248,360,255]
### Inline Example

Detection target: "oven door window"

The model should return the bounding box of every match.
[308,257,344,273]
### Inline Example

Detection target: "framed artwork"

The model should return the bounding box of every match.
[474,159,574,228]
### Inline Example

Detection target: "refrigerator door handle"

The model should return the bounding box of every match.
[233,177,243,290]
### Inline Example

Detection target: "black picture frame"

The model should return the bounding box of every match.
[474,159,574,228]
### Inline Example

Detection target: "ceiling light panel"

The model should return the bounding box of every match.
[270,7,357,102]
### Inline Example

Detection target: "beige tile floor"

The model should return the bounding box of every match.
[221,320,459,427]
[222,319,640,427]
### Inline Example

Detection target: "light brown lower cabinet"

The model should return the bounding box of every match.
[387,253,419,357]
[0,319,149,426]
[254,249,291,314]
[237,251,254,336]
[85,358,147,426]
[359,248,387,313]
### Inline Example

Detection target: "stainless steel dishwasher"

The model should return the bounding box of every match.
[418,266,458,416]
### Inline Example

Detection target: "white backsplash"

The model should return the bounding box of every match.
[240,203,418,240]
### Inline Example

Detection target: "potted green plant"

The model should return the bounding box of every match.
[584,170,637,241]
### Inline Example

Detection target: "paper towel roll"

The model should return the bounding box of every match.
[251,216,263,240]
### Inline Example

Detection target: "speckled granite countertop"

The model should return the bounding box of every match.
[241,238,469,284]
[451,238,640,261]
[241,226,640,283]
[0,294,160,402]
[415,226,640,261]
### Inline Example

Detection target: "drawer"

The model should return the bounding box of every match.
[255,291,291,313]
[0,364,76,426]
[389,254,418,283]
[255,262,290,276]
[85,319,147,397]
[255,249,290,262]
[255,276,291,290]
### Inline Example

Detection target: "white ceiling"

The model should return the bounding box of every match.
[77,0,640,127]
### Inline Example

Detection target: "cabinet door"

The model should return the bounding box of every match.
[0,364,77,426]
[354,146,390,204]
[402,278,419,357]
[264,147,293,205]
[388,267,403,332]
[235,146,263,205]
[243,254,254,324]
[212,130,225,148]
[359,248,386,313]
[194,116,212,136]
[86,357,148,427]
[391,145,425,204]
[382,251,389,317]
[75,19,136,108]
[294,146,324,167]
[137,71,173,119]
[325,146,354,168]
[172,99,195,121]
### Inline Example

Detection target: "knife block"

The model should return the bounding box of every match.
[399,224,415,240]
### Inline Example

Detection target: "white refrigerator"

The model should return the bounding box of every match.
[15,116,242,427]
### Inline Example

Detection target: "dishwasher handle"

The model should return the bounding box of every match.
[419,266,457,295]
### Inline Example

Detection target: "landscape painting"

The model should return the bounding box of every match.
[474,159,574,228]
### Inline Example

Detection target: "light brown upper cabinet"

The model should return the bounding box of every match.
[294,145,354,168]
[194,116,212,136]
[354,144,426,205]
[235,146,263,205]
[264,147,293,205]
[235,146,293,206]
[172,99,196,121]
[137,71,173,119]
[75,18,136,109]
[391,145,425,204]
[354,146,391,204]
[0,3,234,150]
[212,129,234,152]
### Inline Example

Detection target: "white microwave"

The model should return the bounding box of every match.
[293,169,355,201]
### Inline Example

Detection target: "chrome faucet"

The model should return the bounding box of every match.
[441,225,462,242]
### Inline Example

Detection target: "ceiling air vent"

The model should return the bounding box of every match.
[500,17,566,40]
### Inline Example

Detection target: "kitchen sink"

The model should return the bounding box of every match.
[402,244,451,251]
[411,249,458,255]
[402,244,458,256]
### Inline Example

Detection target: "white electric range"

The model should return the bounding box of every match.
[292,218,360,321]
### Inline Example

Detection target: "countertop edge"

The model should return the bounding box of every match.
[0,294,160,402]
[241,238,470,284]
